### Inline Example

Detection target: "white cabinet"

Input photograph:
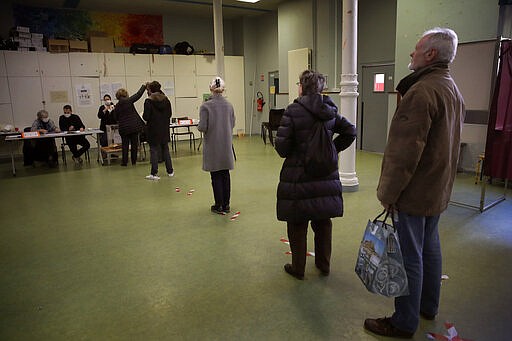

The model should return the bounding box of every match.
[175,76,196,98]
[174,55,196,75]
[125,77,147,115]
[69,52,100,76]
[0,77,10,104]
[38,53,70,77]
[196,55,216,76]
[71,76,100,130]
[125,54,150,77]
[41,77,73,119]
[225,56,246,134]
[0,52,7,77]
[8,76,44,128]
[196,75,213,98]
[150,55,174,76]
[5,51,40,76]
[175,97,201,119]
[100,53,125,76]
[0,104,14,126]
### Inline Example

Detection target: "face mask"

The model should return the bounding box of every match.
[105,100,112,105]
[42,118,49,123]
[64,113,71,118]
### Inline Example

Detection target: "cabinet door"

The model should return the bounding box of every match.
[101,53,126,76]
[225,56,246,134]
[175,97,200,119]
[71,77,100,130]
[0,77,10,104]
[69,52,100,76]
[175,76,196,97]
[0,103,14,126]
[173,55,196,75]
[125,54,150,77]
[125,76,147,115]
[195,55,216,76]
[41,77,73,120]
[150,55,174,76]
[38,52,70,77]
[196,75,213,98]
[0,52,6,77]
[5,51,40,76]
[9,76,44,128]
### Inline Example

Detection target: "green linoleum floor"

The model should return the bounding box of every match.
[0,137,511,340]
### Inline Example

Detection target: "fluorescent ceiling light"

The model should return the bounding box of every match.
[237,0,260,3]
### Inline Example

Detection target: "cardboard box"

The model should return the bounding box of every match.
[89,36,114,53]
[47,39,69,53]
[69,40,88,52]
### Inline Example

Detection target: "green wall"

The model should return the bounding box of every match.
[394,0,499,85]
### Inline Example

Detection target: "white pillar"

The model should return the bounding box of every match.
[213,0,225,79]
[339,0,359,192]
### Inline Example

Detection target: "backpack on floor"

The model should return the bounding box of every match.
[304,119,338,177]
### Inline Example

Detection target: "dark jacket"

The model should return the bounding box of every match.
[142,92,172,145]
[59,113,85,132]
[275,94,356,222]
[112,85,146,136]
[377,63,465,216]
[97,104,117,132]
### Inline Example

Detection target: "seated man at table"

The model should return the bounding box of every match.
[29,109,61,167]
[59,104,90,165]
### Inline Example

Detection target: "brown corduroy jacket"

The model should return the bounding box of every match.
[377,63,465,216]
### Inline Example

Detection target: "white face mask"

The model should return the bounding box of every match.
[105,100,112,105]
[63,113,71,118]
[42,118,49,123]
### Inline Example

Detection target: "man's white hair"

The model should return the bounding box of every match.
[422,27,458,64]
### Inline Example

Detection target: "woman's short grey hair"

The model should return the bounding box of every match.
[299,70,326,96]
[36,109,48,119]
[422,27,458,64]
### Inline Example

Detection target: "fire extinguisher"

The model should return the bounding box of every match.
[256,91,265,112]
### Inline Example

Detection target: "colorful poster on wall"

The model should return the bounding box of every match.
[13,4,163,47]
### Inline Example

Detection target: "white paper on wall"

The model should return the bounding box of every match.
[100,83,113,99]
[163,80,175,96]
[76,84,92,107]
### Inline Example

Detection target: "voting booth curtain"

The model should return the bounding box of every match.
[484,39,512,180]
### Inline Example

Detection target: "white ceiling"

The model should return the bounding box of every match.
[15,0,289,19]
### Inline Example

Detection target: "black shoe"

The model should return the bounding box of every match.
[222,205,230,213]
[364,317,413,339]
[211,205,224,214]
[420,311,436,320]
[315,264,330,276]
[121,163,127,167]
[284,263,304,280]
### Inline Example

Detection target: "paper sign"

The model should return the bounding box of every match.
[22,131,39,138]
[50,91,69,103]
[76,84,92,107]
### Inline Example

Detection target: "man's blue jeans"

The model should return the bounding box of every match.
[391,211,442,333]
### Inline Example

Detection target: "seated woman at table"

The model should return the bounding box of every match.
[29,109,61,167]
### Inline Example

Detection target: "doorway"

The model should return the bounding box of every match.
[268,71,279,109]
[359,64,394,153]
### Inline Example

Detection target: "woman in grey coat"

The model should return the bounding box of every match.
[197,77,236,214]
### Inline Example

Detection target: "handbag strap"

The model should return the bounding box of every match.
[373,209,396,231]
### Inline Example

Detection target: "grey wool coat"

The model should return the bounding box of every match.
[197,93,236,172]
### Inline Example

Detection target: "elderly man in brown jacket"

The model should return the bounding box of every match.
[364,27,465,338]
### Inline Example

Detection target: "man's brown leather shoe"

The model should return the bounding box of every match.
[420,311,436,320]
[284,263,304,280]
[364,317,413,339]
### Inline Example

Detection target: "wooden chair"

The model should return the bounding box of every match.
[261,109,284,146]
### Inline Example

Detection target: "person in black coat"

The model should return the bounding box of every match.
[97,94,117,147]
[275,70,356,280]
[59,104,90,164]
[112,85,146,166]
[142,81,174,180]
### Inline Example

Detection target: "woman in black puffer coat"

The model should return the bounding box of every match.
[112,84,146,166]
[275,70,356,280]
